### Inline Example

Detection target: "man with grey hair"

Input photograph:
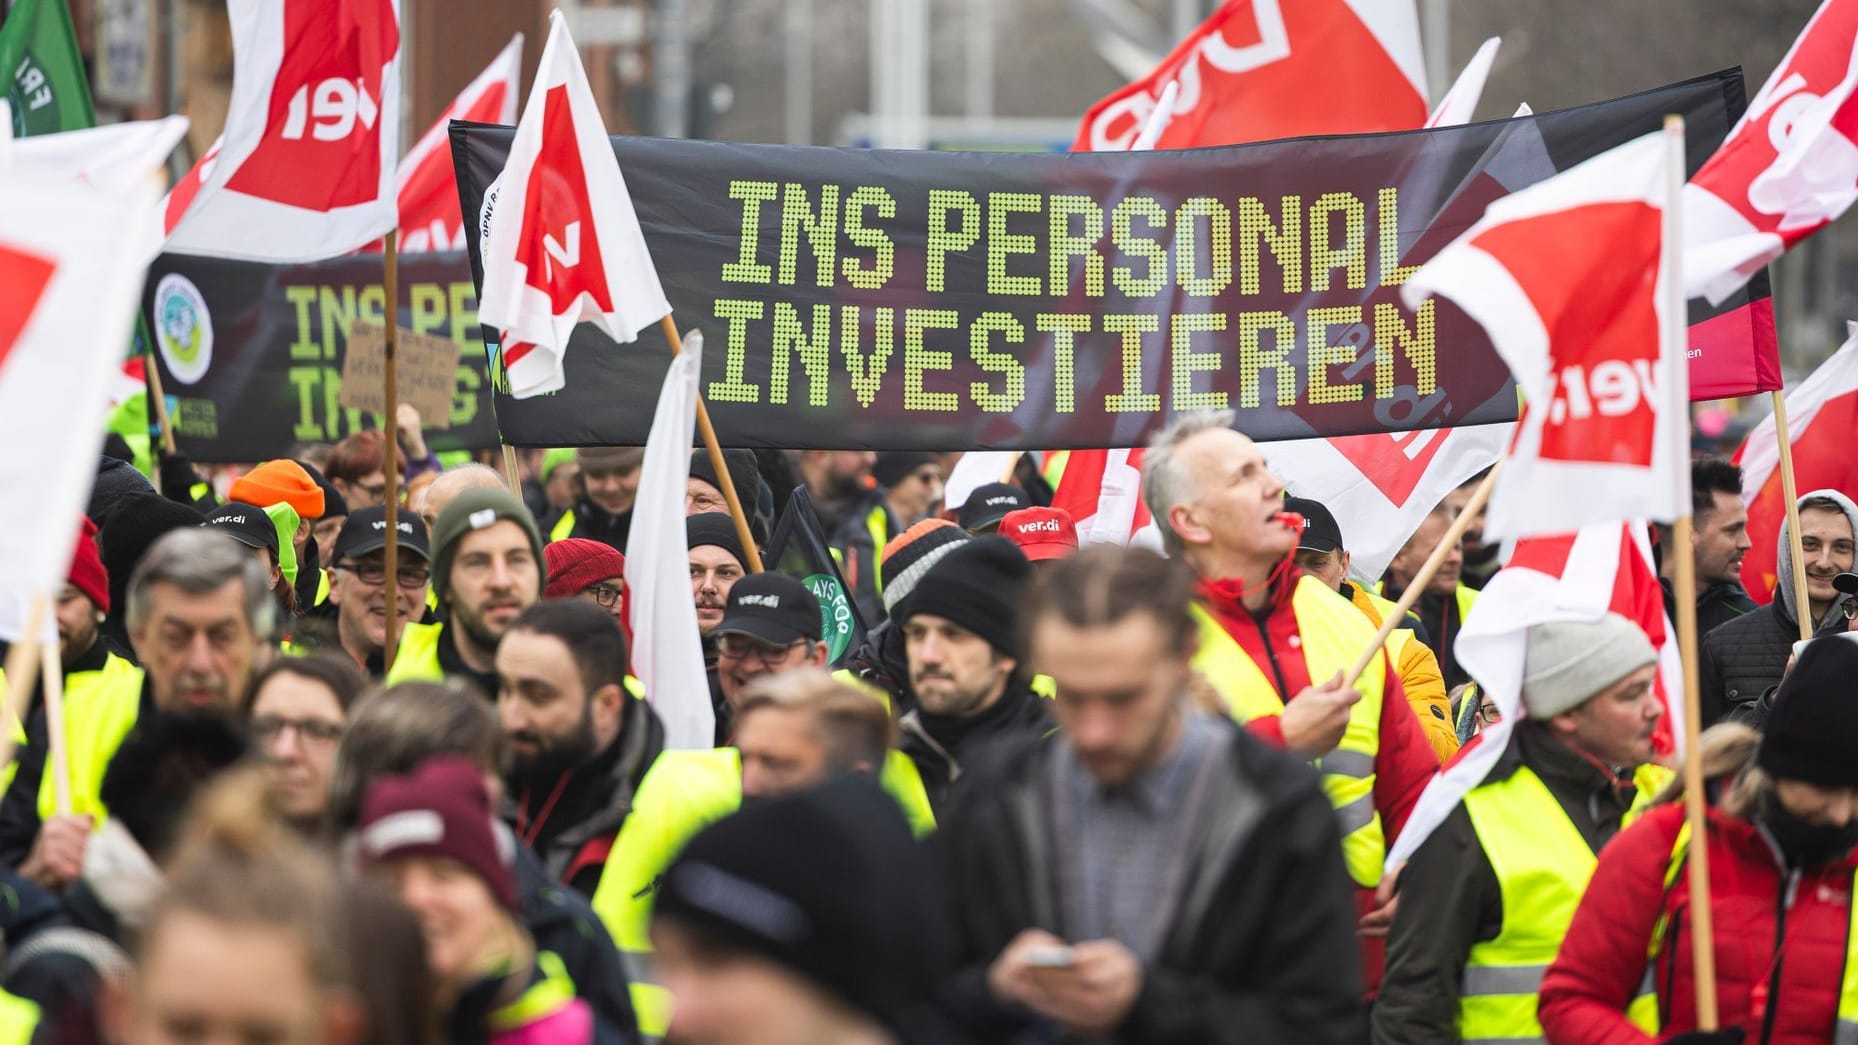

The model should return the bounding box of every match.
[1140,410,1437,995]
[0,528,274,886]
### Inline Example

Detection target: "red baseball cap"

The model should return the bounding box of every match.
[999,506,1078,562]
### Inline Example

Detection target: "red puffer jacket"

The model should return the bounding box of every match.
[1539,803,1857,1045]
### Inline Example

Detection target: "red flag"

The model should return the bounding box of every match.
[394,34,521,252]
[1686,0,1858,305]
[1388,522,1682,871]
[164,0,401,261]
[479,11,669,398]
[1403,133,1690,540]
[1051,449,1156,548]
[1735,323,1858,603]
[1073,0,1425,152]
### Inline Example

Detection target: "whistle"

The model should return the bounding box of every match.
[1276,511,1305,530]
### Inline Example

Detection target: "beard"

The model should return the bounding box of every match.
[507,703,598,793]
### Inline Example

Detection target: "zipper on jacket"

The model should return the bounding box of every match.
[1757,869,1800,1045]
[1248,610,1292,700]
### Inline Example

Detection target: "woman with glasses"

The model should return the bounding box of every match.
[243,655,368,831]
[543,538,632,651]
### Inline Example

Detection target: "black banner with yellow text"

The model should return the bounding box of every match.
[451,69,1761,450]
[143,251,499,461]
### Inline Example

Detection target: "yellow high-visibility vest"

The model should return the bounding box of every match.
[1189,576,1388,887]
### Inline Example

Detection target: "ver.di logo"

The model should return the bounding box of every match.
[804,573,856,662]
[154,274,213,385]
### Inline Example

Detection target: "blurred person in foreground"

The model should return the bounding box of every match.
[652,776,961,1045]
[243,655,369,831]
[941,545,1364,1043]
[1541,633,1858,1045]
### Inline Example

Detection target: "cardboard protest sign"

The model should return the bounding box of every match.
[338,321,462,427]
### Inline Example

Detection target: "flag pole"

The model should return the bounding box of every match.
[382,232,403,674]
[500,444,525,500]
[38,638,70,816]
[1770,390,1813,642]
[1667,112,1719,1031]
[1342,457,1503,689]
[660,315,764,573]
[143,351,177,456]
[0,595,48,782]
[998,452,1024,483]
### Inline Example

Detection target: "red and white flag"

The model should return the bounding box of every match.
[395,34,522,252]
[479,11,670,399]
[624,330,714,751]
[0,170,161,640]
[1736,322,1858,603]
[1423,37,1500,129]
[164,0,400,261]
[1403,131,1689,540]
[1073,0,1425,152]
[1386,521,1682,871]
[1052,449,1160,550]
[1686,0,1858,305]
[11,115,189,263]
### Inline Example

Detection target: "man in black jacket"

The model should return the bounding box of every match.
[895,538,1051,812]
[1698,488,1858,726]
[495,600,665,898]
[940,546,1364,1044]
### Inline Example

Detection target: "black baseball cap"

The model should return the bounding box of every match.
[958,483,1031,533]
[203,502,278,558]
[716,573,822,646]
[332,506,431,563]
[1283,496,1343,554]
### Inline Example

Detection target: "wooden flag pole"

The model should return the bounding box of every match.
[144,356,178,456]
[1770,390,1813,642]
[0,596,48,782]
[660,315,764,573]
[500,444,525,500]
[998,451,1025,484]
[1342,457,1503,690]
[382,232,403,674]
[38,639,70,816]
[1666,113,1719,1030]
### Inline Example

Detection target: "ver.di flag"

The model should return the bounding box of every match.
[164,0,402,262]
[1073,0,1425,151]
[1386,520,1682,872]
[1735,321,1858,603]
[0,169,161,641]
[0,0,93,137]
[393,34,522,252]
[1403,132,1689,541]
[478,10,669,398]
[624,330,714,750]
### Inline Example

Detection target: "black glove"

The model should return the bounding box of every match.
[157,450,207,507]
[1663,1030,1746,1045]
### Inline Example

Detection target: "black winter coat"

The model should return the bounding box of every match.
[938,720,1366,1044]
[1698,596,1847,728]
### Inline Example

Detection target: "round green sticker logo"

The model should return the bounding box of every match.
[804,573,856,662]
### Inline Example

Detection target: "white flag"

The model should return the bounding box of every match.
[0,171,161,640]
[479,11,670,398]
[624,332,715,750]
[164,0,402,261]
[1423,37,1500,128]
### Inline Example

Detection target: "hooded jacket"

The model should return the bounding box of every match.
[1698,488,1858,727]
[897,679,1051,812]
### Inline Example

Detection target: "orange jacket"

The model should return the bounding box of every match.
[1345,583,1458,764]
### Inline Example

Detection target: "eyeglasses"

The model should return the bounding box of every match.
[1475,703,1503,725]
[355,480,388,502]
[1842,600,1857,621]
[338,560,430,588]
[582,583,623,609]
[717,635,807,667]
[251,715,346,747]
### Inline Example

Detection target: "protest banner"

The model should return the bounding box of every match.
[338,320,462,426]
[142,249,499,461]
[451,70,1767,451]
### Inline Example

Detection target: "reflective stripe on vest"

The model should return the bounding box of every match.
[1459,766,1657,1043]
[550,509,576,543]
[489,950,578,1034]
[384,621,445,685]
[38,655,145,825]
[1188,576,1388,887]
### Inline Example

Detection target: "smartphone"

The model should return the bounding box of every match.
[1023,945,1077,969]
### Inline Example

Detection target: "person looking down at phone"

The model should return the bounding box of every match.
[939,546,1366,1044]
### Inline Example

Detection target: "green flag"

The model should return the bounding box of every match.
[0,0,96,136]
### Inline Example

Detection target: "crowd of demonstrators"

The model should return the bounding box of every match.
[12,405,1858,1045]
